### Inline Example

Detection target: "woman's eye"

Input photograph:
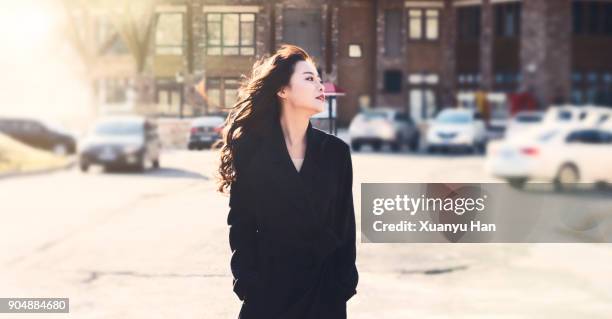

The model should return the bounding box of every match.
[306,77,313,81]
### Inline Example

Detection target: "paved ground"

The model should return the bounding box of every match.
[1,148,611,318]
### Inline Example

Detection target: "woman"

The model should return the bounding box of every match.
[216,45,358,319]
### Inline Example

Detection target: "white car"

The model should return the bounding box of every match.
[505,111,545,140]
[348,108,420,152]
[425,108,488,153]
[485,125,612,190]
[543,105,612,128]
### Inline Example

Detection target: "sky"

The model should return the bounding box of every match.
[0,0,96,133]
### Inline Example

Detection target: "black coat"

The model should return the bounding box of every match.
[227,120,359,319]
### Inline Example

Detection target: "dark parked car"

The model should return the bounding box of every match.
[79,116,161,172]
[0,117,76,155]
[187,116,225,150]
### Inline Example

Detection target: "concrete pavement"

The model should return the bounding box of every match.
[0,149,610,318]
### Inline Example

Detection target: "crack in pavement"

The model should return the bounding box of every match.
[82,270,229,284]
[398,265,469,276]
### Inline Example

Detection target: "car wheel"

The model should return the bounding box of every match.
[79,162,89,173]
[53,144,68,156]
[187,144,194,151]
[427,145,436,154]
[594,181,609,191]
[554,163,579,192]
[390,141,401,152]
[372,141,382,151]
[409,137,419,152]
[153,158,160,169]
[470,144,478,155]
[351,141,361,152]
[136,157,146,172]
[477,140,487,154]
[507,178,527,190]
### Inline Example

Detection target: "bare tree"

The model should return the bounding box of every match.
[62,0,156,72]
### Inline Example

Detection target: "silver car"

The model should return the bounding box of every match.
[348,108,420,152]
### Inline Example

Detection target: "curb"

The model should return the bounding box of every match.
[0,158,77,180]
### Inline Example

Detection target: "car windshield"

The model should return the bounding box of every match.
[557,110,573,121]
[436,111,471,124]
[193,117,224,127]
[362,112,388,120]
[515,114,543,123]
[94,121,143,136]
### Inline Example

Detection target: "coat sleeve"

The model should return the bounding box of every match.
[227,163,261,302]
[331,143,359,302]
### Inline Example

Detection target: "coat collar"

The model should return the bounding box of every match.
[257,119,324,205]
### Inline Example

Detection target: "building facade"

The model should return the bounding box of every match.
[79,0,612,126]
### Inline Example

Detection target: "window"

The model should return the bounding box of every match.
[206,78,221,109]
[95,15,129,55]
[394,112,413,123]
[495,72,520,84]
[566,130,604,144]
[573,2,584,34]
[224,78,240,108]
[384,10,402,56]
[282,9,323,60]
[573,1,612,36]
[206,13,255,56]
[495,3,521,38]
[457,6,481,41]
[409,10,422,39]
[384,70,403,93]
[408,9,440,40]
[606,4,612,35]
[457,73,480,85]
[99,78,129,104]
[155,13,184,55]
[588,2,600,34]
[348,44,362,58]
[571,70,612,106]
[408,73,438,122]
[425,10,440,40]
[205,77,240,110]
[409,73,439,85]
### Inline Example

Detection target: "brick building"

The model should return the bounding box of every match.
[80,0,612,127]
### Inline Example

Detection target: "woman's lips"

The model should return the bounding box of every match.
[316,95,325,102]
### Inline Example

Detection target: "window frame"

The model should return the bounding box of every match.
[457,6,481,41]
[205,77,241,110]
[384,9,403,56]
[494,2,521,38]
[407,8,440,41]
[205,12,256,56]
[155,12,185,55]
[573,1,612,36]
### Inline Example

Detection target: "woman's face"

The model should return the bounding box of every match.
[278,60,325,115]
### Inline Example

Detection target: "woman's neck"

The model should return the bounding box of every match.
[279,112,309,155]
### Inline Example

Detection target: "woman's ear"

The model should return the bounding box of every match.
[277,86,287,100]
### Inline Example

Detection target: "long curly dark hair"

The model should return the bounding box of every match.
[214,45,314,194]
